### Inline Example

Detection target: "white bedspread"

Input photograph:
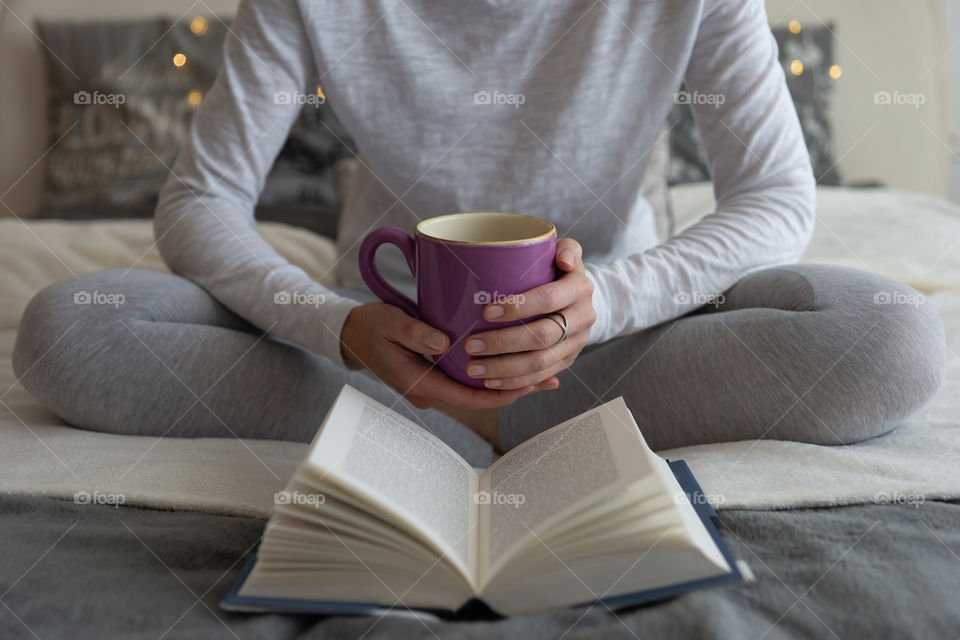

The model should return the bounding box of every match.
[1,186,959,516]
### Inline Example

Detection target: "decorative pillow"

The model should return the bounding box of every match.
[36,17,352,233]
[668,23,841,186]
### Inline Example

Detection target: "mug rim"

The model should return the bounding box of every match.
[415,212,556,246]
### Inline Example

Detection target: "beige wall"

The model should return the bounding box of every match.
[0,0,241,216]
[765,0,951,195]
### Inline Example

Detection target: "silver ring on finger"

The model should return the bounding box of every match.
[546,312,569,347]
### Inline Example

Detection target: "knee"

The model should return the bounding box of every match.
[14,279,76,380]
[12,272,132,414]
[816,282,945,444]
[872,288,946,417]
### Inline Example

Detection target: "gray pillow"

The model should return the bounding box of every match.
[36,17,351,233]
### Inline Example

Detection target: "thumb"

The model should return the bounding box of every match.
[556,237,582,272]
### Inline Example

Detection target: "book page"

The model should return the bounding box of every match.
[477,396,655,581]
[476,397,733,614]
[306,385,479,582]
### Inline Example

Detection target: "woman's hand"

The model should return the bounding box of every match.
[339,302,555,411]
[462,238,596,390]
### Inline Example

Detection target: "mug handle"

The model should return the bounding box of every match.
[358,226,419,318]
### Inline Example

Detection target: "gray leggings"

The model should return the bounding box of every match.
[12,264,946,467]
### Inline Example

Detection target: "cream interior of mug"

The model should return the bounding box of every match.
[417,213,555,244]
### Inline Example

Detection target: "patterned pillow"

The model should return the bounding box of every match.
[37,17,352,231]
[668,23,841,186]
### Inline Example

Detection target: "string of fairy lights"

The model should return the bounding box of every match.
[171,15,325,108]
[787,19,843,79]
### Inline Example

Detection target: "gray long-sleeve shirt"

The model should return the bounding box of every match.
[155,0,815,369]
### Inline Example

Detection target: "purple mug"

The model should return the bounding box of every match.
[358,212,557,388]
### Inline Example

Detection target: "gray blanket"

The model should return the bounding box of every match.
[1,495,958,639]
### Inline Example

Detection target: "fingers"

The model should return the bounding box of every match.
[386,308,450,355]
[466,335,584,389]
[536,376,560,391]
[556,237,582,271]
[370,303,556,411]
[404,362,537,410]
[466,336,579,381]
[466,304,589,356]
[481,270,591,323]
[482,355,575,390]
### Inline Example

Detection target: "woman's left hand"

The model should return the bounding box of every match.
[462,238,596,390]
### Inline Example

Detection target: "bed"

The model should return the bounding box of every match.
[2,0,959,635]
[1,183,959,638]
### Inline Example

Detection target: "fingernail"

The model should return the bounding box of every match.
[426,331,446,351]
[467,363,487,377]
[485,305,504,319]
[466,339,486,354]
[559,250,575,265]
[485,378,502,388]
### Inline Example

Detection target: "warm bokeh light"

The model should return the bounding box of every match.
[316,85,325,100]
[788,20,802,34]
[828,64,842,79]
[790,59,803,75]
[190,16,208,35]
[173,53,187,68]
[187,90,202,106]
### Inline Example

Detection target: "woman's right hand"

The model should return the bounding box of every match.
[339,302,555,410]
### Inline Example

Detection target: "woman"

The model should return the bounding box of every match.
[13,0,945,466]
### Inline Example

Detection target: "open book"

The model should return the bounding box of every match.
[228,384,737,616]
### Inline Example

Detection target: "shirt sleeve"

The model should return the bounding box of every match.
[583,0,816,346]
[153,0,362,369]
